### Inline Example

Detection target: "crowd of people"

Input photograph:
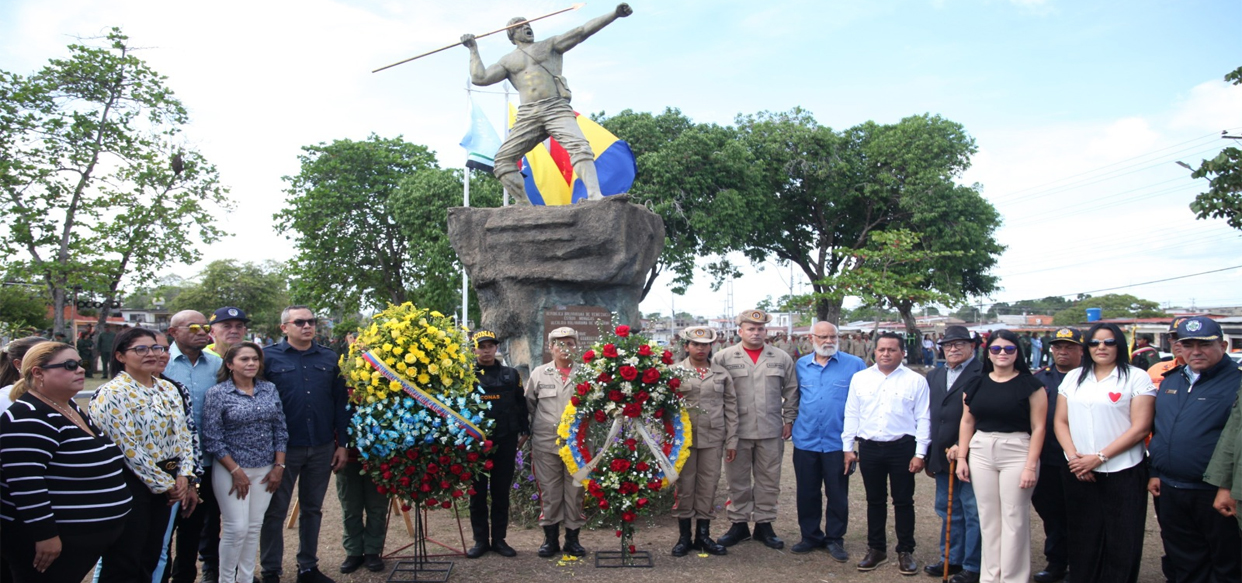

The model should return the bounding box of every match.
[1,305,1240,583]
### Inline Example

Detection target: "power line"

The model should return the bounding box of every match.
[1052,264,1242,298]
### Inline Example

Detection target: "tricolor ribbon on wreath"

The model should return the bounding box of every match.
[360,350,489,442]
[569,416,681,485]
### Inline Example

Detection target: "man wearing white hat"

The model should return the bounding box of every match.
[670,326,738,557]
[713,309,799,550]
[525,327,587,557]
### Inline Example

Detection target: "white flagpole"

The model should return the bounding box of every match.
[462,78,472,328]
[503,81,511,206]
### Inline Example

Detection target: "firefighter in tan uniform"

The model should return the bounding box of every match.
[671,326,739,557]
[524,327,587,557]
[713,309,799,550]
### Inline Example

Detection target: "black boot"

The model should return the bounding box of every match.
[491,514,516,557]
[466,523,489,559]
[671,519,693,557]
[562,528,587,557]
[537,524,561,558]
[716,522,751,547]
[753,522,784,550]
[694,520,727,555]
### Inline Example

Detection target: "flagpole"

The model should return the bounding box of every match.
[502,81,512,206]
[462,78,472,329]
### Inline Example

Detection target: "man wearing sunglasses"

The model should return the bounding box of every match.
[165,310,225,583]
[259,306,350,583]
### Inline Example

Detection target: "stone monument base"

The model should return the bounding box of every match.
[447,197,664,377]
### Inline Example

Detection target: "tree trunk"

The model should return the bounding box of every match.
[815,294,843,325]
[52,285,66,336]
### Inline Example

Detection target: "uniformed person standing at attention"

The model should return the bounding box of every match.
[467,330,529,559]
[671,326,738,557]
[1030,327,1082,583]
[525,327,587,557]
[714,309,799,550]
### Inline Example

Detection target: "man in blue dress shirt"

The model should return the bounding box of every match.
[791,321,867,561]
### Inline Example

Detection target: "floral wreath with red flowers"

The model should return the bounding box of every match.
[556,323,691,557]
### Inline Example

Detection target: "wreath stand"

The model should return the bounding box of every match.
[382,498,466,582]
[595,539,654,568]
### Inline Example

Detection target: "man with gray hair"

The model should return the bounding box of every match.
[525,327,587,557]
[460,4,631,204]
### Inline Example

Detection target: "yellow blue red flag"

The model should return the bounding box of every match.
[508,105,636,206]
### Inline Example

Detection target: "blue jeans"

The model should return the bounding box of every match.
[934,471,981,572]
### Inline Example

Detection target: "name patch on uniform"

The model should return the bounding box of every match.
[481,394,501,401]
[725,364,746,370]
[765,362,782,368]
[1164,389,1178,395]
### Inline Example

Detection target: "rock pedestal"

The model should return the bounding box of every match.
[448,197,664,378]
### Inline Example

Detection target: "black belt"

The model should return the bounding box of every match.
[859,435,915,445]
[156,458,181,476]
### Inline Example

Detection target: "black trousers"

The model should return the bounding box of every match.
[469,433,518,541]
[1155,485,1242,583]
[1061,463,1148,583]
[99,469,176,583]
[858,436,916,553]
[169,466,222,582]
[792,447,849,546]
[2,524,124,583]
[1031,462,1069,569]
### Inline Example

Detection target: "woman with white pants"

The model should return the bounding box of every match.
[956,330,1047,583]
[201,342,288,583]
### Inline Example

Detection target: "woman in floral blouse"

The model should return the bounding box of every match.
[89,327,197,583]
[201,341,288,583]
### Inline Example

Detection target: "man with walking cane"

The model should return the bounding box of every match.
[923,326,982,583]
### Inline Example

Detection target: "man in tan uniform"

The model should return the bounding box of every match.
[671,326,738,557]
[524,327,587,557]
[713,309,799,550]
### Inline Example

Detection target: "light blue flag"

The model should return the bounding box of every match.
[460,97,502,173]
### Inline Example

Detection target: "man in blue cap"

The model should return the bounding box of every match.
[206,306,250,358]
[1149,316,1241,582]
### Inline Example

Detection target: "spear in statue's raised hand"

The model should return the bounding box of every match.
[372,3,586,73]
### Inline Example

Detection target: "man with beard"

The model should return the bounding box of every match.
[790,322,866,561]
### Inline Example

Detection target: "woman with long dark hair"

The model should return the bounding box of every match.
[1052,322,1155,583]
[0,341,133,582]
[89,327,197,583]
[956,329,1047,583]
[0,336,48,412]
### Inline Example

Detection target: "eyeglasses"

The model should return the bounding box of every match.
[125,345,169,355]
[42,359,82,372]
[942,342,972,351]
[1087,338,1118,347]
[284,319,317,328]
[811,334,837,341]
[988,345,1018,354]
[183,324,210,334]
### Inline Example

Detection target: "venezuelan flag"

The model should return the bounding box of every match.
[508,105,636,206]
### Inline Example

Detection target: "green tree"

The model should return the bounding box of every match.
[1188,66,1242,228]
[0,283,50,334]
[389,167,503,322]
[276,135,440,314]
[0,28,231,336]
[170,260,289,336]
[1051,293,1163,325]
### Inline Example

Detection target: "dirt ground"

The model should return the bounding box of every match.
[74,377,1171,583]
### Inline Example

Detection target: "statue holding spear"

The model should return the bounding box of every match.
[460,4,632,204]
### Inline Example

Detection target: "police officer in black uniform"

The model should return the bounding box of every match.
[1030,327,1082,583]
[467,330,529,559]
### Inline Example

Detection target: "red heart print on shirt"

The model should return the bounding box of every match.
[1108,392,1121,403]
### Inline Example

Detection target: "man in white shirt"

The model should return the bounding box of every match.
[842,332,930,576]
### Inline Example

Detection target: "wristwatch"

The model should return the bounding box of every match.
[275,463,287,469]
[1096,452,1109,463]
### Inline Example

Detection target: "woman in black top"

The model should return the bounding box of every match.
[956,330,1048,583]
[0,341,133,583]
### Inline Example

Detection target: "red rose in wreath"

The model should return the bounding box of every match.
[608,390,624,402]
[661,350,674,364]
[582,349,596,363]
[622,402,642,418]
[641,368,661,384]
[603,343,619,358]
[622,510,637,523]
[669,377,682,390]
[637,344,652,356]
[576,383,590,395]
[636,461,649,471]
[610,459,632,472]
[616,325,631,337]
[594,410,608,423]
[619,365,639,381]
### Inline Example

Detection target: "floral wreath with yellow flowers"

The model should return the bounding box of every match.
[557,323,691,557]
[340,303,495,510]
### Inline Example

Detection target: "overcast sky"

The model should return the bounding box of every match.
[3,0,1241,320]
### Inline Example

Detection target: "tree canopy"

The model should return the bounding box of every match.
[1187,66,1242,229]
[0,28,231,335]
[169,260,289,335]
[1050,293,1164,325]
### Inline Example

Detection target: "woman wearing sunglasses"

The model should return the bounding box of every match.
[89,327,198,583]
[1052,322,1155,583]
[955,330,1047,583]
[0,342,133,582]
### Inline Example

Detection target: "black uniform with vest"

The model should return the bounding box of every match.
[469,362,529,545]
[1031,365,1070,573]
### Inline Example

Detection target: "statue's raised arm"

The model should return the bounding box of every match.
[552,3,632,54]
[459,4,633,206]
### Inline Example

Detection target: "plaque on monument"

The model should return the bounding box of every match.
[542,305,613,363]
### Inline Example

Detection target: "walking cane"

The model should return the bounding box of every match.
[943,452,956,582]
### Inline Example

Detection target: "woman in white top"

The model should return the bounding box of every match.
[1052,322,1155,583]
